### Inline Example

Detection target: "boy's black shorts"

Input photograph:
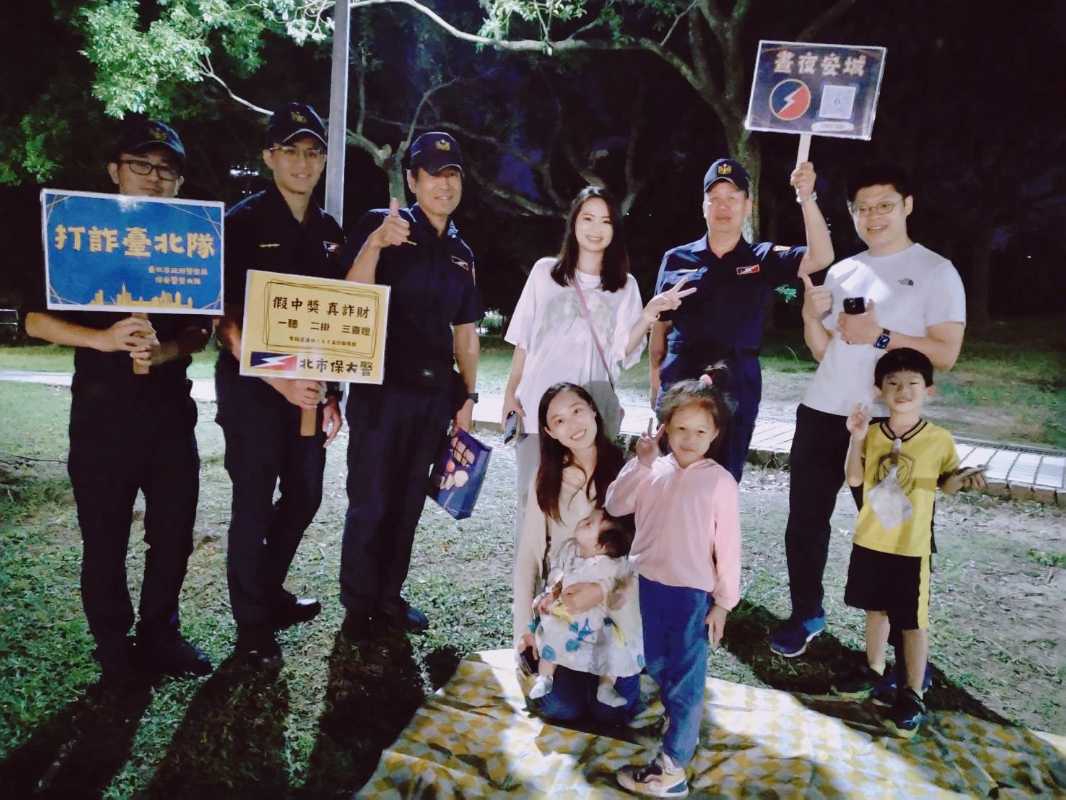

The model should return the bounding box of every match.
[844,544,930,630]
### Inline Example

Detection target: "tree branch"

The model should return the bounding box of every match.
[660,1,697,48]
[797,0,860,41]
[198,55,271,116]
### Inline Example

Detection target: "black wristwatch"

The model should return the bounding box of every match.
[466,392,479,403]
[873,328,891,350]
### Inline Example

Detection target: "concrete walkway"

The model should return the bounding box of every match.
[3,369,1063,505]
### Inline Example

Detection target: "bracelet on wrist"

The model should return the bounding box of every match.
[796,191,818,204]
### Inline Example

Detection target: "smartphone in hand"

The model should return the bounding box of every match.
[504,411,522,444]
[518,646,538,676]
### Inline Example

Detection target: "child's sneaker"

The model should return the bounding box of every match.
[769,614,826,658]
[871,662,934,707]
[597,680,628,708]
[529,674,553,700]
[617,752,689,797]
[885,687,927,738]
[831,662,883,700]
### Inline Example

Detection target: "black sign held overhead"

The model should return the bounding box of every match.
[745,41,887,142]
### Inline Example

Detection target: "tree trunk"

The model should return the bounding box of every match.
[727,125,761,241]
[387,155,406,203]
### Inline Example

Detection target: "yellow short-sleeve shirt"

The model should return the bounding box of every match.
[854,420,959,557]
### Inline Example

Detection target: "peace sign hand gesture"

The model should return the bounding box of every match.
[846,403,871,441]
[642,274,697,325]
[636,418,664,467]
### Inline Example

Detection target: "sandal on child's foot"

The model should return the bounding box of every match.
[529,675,553,700]
[596,680,628,708]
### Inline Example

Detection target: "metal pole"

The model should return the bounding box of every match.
[325,0,350,224]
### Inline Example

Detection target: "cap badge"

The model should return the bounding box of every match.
[435,140,451,151]
[149,126,167,142]
[718,163,732,175]
[291,111,308,124]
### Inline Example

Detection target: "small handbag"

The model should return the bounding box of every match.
[427,427,492,520]
[573,277,625,426]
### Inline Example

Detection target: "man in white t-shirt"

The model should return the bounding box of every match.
[770,164,966,660]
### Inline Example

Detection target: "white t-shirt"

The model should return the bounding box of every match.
[802,243,966,417]
[505,257,645,434]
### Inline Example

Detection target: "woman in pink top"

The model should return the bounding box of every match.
[605,366,740,798]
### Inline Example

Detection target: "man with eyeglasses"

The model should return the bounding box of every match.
[650,157,834,483]
[215,102,344,667]
[24,117,213,689]
[771,163,966,665]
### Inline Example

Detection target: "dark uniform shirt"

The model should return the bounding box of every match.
[24,260,209,431]
[223,184,345,313]
[339,204,481,387]
[655,236,805,384]
[218,184,345,398]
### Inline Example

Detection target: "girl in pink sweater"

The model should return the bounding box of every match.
[606,366,740,798]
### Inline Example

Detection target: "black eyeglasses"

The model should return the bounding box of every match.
[119,159,181,181]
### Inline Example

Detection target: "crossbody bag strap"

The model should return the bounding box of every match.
[572,277,616,392]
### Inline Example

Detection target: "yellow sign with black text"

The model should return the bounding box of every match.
[239,270,389,384]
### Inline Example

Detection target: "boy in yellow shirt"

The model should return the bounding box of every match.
[834,348,985,737]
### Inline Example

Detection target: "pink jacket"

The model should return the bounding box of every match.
[605,455,741,610]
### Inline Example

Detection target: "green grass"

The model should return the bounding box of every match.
[0,343,217,379]
[1,381,1063,797]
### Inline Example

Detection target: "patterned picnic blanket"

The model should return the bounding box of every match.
[358,649,1066,798]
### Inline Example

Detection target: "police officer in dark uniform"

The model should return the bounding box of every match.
[339,131,481,640]
[216,102,344,665]
[649,158,834,482]
[25,118,213,687]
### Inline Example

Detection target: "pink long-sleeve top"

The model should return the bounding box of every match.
[604,454,741,610]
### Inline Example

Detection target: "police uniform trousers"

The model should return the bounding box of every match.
[657,353,761,484]
[340,383,452,615]
[215,353,326,630]
[68,383,199,658]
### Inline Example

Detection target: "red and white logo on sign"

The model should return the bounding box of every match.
[769,79,812,121]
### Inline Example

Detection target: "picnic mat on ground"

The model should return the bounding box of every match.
[357,649,1066,798]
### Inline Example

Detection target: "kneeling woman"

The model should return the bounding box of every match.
[513,382,643,724]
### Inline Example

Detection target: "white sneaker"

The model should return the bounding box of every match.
[617,752,689,797]
[529,674,553,700]
[596,680,628,708]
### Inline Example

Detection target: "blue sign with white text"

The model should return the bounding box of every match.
[41,189,224,314]
[745,41,887,140]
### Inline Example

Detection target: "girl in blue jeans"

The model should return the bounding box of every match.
[605,370,740,797]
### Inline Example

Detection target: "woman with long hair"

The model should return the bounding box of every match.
[513,382,642,724]
[502,186,693,541]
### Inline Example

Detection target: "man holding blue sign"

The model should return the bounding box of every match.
[26,117,213,688]
[649,158,833,483]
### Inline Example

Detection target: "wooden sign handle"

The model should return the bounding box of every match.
[796,133,812,169]
[300,407,317,437]
[131,312,150,375]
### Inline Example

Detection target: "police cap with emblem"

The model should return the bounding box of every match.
[113,116,186,167]
[703,158,750,194]
[407,132,464,176]
[267,101,328,148]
